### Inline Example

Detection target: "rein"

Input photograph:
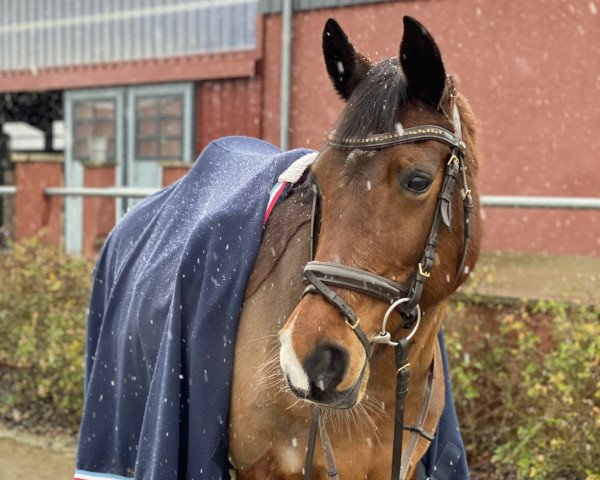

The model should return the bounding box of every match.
[300,95,473,480]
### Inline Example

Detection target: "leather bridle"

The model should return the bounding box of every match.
[300,88,474,480]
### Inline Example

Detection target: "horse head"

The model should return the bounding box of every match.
[279,16,482,409]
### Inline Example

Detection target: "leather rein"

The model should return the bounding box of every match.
[300,94,473,480]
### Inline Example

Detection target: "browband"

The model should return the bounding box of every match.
[327,125,466,153]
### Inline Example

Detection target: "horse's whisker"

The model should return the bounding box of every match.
[249,333,279,343]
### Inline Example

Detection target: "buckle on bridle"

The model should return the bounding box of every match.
[447,154,459,167]
[345,317,360,330]
[418,262,431,278]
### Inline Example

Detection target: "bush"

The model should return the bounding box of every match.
[0,238,93,432]
[445,299,600,480]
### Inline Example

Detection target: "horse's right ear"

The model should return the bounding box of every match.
[323,18,371,101]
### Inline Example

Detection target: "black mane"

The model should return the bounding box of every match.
[333,57,408,142]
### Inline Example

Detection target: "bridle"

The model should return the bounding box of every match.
[300,86,474,480]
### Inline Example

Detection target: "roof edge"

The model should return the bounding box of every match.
[0,49,260,93]
[259,0,396,14]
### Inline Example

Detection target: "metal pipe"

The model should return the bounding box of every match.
[45,186,159,198]
[39,186,600,210]
[480,195,600,210]
[0,185,17,195]
[279,0,293,151]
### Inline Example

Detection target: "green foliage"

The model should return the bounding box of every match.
[0,238,93,432]
[445,300,600,479]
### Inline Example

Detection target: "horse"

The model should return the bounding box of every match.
[229,16,482,480]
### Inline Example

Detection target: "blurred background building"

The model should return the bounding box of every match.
[0,0,598,255]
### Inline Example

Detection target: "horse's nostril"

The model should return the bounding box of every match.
[303,343,348,392]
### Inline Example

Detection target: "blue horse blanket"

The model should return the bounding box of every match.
[76,136,468,480]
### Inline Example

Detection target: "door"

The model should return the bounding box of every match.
[124,83,194,211]
[64,83,194,253]
[64,88,124,253]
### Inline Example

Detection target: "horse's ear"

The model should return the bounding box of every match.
[400,16,446,108]
[323,18,371,101]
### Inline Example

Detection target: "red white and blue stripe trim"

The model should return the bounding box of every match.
[74,470,133,480]
[264,152,318,225]
[264,180,288,225]
[278,152,318,185]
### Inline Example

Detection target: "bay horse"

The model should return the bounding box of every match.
[229,16,481,480]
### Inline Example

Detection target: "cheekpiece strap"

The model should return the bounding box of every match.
[327,125,466,154]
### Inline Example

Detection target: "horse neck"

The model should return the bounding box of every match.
[368,299,448,407]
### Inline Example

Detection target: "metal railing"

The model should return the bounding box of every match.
[0,185,17,195]
[2,184,600,210]
[44,186,159,198]
[39,187,600,211]
[482,195,600,211]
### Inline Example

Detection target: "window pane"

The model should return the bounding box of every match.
[88,137,111,164]
[160,95,183,116]
[93,119,114,137]
[137,119,158,137]
[160,118,182,137]
[134,91,187,161]
[160,138,182,159]
[72,98,116,163]
[74,139,89,159]
[75,121,93,137]
[136,97,158,117]
[138,138,158,158]
[95,101,115,119]
[74,101,94,120]
[107,139,115,160]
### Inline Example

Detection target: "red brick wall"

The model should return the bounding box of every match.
[262,0,600,255]
[163,164,191,187]
[15,161,63,245]
[13,161,194,255]
[195,77,263,156]
[83,166,115,256]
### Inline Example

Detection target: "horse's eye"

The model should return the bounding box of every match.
[406,173,432,193]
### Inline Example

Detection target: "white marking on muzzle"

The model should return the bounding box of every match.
[279,317,310,393]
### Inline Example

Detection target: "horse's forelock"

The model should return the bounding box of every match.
[334,58,408,141]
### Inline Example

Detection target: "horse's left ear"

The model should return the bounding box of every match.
[400,16,446,108]
[323,18,372,101]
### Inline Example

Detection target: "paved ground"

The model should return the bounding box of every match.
[0,427,76,479]
[459,251,600,305]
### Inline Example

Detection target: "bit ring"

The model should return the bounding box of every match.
[371,298,421,346]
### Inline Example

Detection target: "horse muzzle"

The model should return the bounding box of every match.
[279,327,366,408]
[297,365,368,410]
[281,341,367,408]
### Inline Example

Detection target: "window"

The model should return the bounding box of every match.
[135,94,184,160]
[73,99,116,163]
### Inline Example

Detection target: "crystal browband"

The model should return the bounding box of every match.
[327,125,466,153]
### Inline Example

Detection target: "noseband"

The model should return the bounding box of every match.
[301,93,474,480]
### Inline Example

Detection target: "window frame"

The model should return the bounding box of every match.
[134,94,186,161]
[72,97,118,164]
[127,83,194,165]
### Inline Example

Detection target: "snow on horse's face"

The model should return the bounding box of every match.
[278,18,481,408]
